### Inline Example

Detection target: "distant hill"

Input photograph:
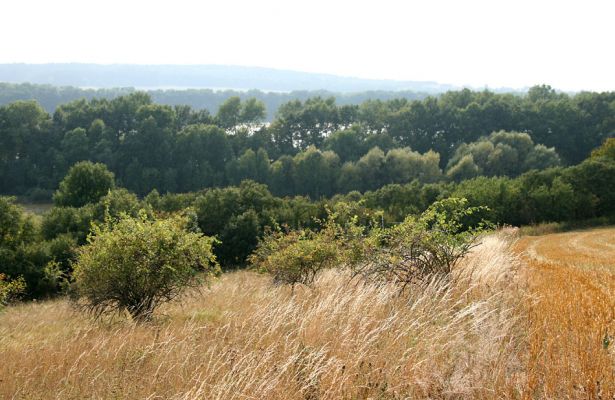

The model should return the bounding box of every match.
[0,63,457,93]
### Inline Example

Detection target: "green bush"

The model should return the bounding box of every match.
[0,273,26,309]
[249,218,348,288]
[72,213,220,321]
[351,198,491,289]
[251,199,489,290]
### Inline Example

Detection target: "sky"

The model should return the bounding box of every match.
[2,0,614,91]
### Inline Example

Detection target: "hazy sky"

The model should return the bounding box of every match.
[2,0,614,91]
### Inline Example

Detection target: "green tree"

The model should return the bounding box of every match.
[175,124,232,191]
[217,96,242,129]
[356,147,386,191]
[323,125,367,162]
[446,154,480,181]
[591,137,615,160]
[293,147,340,198]
[240,98,267,124]
[60,127,90,168]
[269,155,296,196]
[53,161,115,208]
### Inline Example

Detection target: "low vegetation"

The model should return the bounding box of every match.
[251,198,490,291]
[0,273,25,309]
[2,204,614,399]
[1,231,530,399]
[72,213,219,321]
[516,229,615,398]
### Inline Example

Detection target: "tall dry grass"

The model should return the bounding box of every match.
[1,233,527,399]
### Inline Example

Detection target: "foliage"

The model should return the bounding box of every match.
[0,196,64,298]
[591,137,615,160]
[72,213,220,321]
[53,161,115,207]
[249,218,347,288]
[0,273,26,308]
[0,115,612,302]
[251,198,490,291]
[446,131,561,179]
[3,86,613,197]
[350,198,491,289]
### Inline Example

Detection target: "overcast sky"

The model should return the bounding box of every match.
[2,0,614,91]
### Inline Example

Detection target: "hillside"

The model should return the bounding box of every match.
[0,64,457,93]
[2,228,614,398]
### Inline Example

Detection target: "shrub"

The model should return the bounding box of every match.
[72,213,220,321]
[41,205,94,243]
[0,273,26,308]
[251,199,489,291]
[249,218,348,288]
[250,228,335,288]
[351,198,491,290]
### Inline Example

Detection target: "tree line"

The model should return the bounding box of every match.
[1,85,613,199]
[0,82,430,120]
[2,138,613,299]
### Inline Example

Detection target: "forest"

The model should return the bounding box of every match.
[1,84,613,199]
[1,85,614,300]
[0,82,433,120]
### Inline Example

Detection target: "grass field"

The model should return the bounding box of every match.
[1,228,614,399]
[515,227,615,399]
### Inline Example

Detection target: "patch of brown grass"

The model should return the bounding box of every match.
[2,228,613,399]
[516,227,615,399]
[1,234,526,399]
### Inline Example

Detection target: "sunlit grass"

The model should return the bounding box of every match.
[1,228,614,399]
[516,227,615,398]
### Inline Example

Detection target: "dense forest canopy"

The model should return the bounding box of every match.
[2,137,615,297]
[0,82,432,120]
[0,85,612,199]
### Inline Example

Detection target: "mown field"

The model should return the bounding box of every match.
[0,228,613,399]
[515,227,615,398]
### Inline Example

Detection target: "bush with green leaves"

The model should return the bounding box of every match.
[0,196,63,298]
[72,213,220,321]
[249,217,351,288]
[351,198,491,290]
[0,273,26,309]
[251,199,489,290]
[249,230,332,288]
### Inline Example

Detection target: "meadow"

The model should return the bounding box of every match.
[1,228,613,399]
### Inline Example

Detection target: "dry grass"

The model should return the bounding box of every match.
[1,233,526,399]
[516,228,615,399]
[1,228,613,399]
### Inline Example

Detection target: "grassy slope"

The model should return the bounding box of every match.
[1,228,613,399]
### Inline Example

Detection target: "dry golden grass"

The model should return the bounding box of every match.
[1,233,526,400]
[1,228,613,399]
[516,227,615,399]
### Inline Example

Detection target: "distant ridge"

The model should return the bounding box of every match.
[0,63,457,93]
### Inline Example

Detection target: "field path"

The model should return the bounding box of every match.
[516,227,615,269]
[514,227,615,398]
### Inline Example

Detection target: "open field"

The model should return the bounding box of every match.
[516,227,615,398]
[18,203,53,216]
[0,228,614,399]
